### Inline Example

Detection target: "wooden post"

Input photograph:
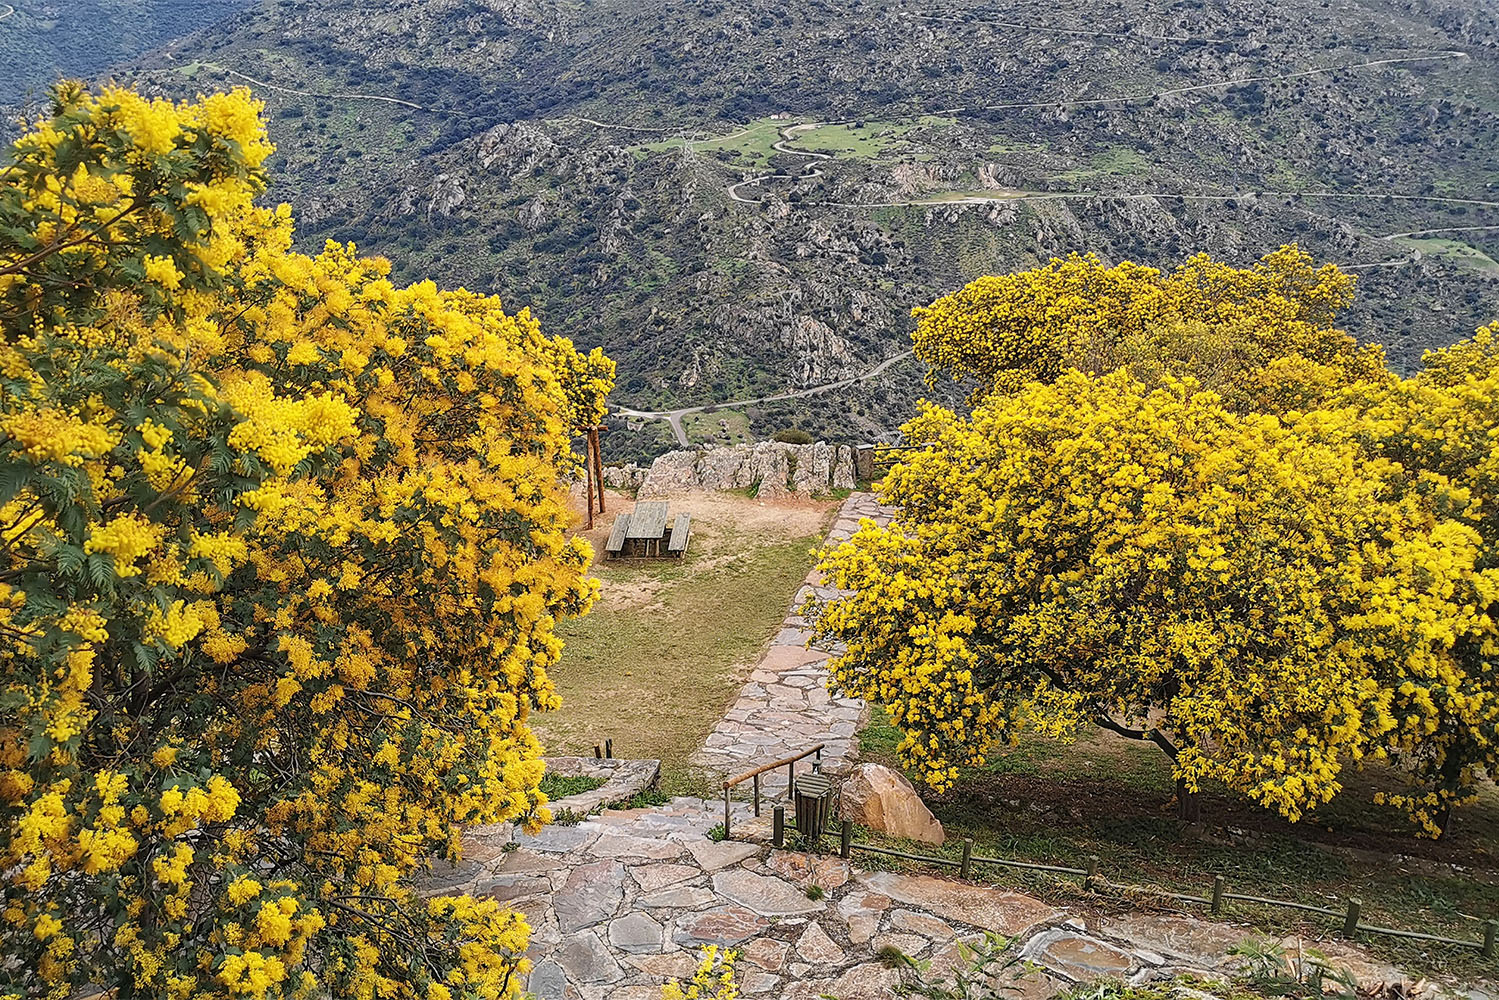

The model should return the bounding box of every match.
[752,773,761,817]
[1211,875,1225,916]
[1342,898,1362,939]
[787,760,795,801]
[840,820,852,860]
[591,426,605,514]
[723,785,731,841]
[1085,855,1099,887]
[593,744,602,759]
[583,432,595,531]
[959,838,973,880]
[1483,919,1496,959]
[773,806,785,848]
[604,739,613,759]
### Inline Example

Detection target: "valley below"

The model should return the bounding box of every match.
[8,0,1499,459]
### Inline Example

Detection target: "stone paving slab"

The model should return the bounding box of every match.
[690,492,895,791]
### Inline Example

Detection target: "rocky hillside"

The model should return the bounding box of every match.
[0,0,249,125]
[96,0,1499,459]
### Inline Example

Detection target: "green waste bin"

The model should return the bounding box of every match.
[793,773,833,847]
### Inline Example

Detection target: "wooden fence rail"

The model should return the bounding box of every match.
[720,743,824,839]
[761,806,1497,958]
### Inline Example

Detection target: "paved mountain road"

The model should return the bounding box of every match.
[614,350,914,447]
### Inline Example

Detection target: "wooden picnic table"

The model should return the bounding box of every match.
[624,500,670,556]
[604,500,691,559]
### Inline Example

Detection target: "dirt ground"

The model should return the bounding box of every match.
[534,488,840,791]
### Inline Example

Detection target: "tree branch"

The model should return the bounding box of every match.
[0,197,149,279]
[1093,714,1180,760]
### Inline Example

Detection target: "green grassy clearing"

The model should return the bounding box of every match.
[856,708,1499,981]
[633,115,955,168]
[1057,146,1153,184]
[536,497,836,793]
[1394,237,1499,275]
[537,773,606,799]
[682,409,752,447]
[786,116,957,159]
[634,118,786,167]
[989,139,1049,155]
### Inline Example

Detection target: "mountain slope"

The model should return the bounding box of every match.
[113,0,1499,458]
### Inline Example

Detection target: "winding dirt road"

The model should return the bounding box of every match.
[614,350,915,446]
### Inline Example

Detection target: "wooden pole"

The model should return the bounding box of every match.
[840,820,852,860]
[959,838,973,880]
[773,806,785,848]
[1483,919,1496,959]
[604,738,613,759]
[1342,898,1362,939]
[1211,875,1225,916]
[591,426,606,514]
[723,785,731,840]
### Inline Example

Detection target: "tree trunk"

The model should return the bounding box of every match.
[1176,778,1201,824]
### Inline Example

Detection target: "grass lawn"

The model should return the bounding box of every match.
[787,116,956,159]
[534,492,837,793]
[1393,237,1499,275]
[634,118,787,168]
[682,409,753,447]
[856,709,1499,981]
[633,115,956,169]
[1057,146,1154,184]
[537,773,606,800]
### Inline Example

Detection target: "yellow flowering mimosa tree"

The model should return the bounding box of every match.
[0,84,613,998]
[814,253,1497,835]
[910,246,1389,411]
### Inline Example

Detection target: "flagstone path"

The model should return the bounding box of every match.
[429,492,1483,1000]
[439,799,1437,1000]
[690,491,895,795]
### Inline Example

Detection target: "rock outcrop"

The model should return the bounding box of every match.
[839,763,946,845]
[602,463,647,490]
[630,442,856,498]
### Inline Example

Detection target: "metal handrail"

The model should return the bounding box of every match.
[721,743,824,838]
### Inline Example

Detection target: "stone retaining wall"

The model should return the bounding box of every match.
[604,441,857,498]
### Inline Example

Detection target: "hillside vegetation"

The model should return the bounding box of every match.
[0,0,249,120]
[102,0,1499,459]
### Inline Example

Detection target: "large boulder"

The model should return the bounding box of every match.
[639,450,700,497]
[602,463,647,490]
[840,764,945,845]
[697,444,753,491]
[789,443,822,494]
[833,446,856,490]
[747,442,792,498]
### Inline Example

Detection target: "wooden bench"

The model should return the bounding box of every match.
[667,513,692,557]
[605,512,631,558]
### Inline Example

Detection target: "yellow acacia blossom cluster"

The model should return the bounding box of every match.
[662,946,739,1000]
[1,86,612,999]
[812,256,1499,836]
